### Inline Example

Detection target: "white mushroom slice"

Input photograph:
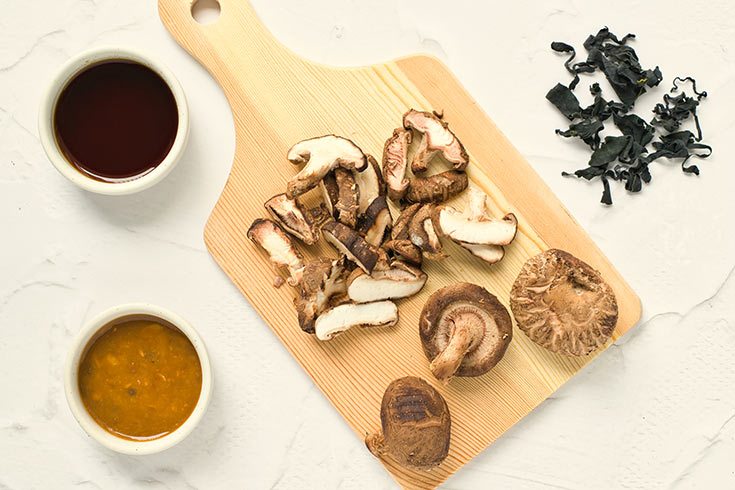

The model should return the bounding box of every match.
[454,187,506,263]
[433,188,517,246]
[347,262,427,303]
[286,135,368,198]
[247,219,304,286]
[460,242,505,263]
[434,207,517,245]
[403,109,469,173]
[315,301,398,341]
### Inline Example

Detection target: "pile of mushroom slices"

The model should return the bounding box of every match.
[247,110,520,345]
[247,134,427,342]
[382,109,518,266]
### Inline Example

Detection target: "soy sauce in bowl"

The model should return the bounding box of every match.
[53,60,179,182]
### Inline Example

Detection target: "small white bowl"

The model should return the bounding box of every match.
[64,303,213,455]
[38,46,189,195]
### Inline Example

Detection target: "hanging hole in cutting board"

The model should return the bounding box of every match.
[191,0,220,25]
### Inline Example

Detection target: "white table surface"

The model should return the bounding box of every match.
[2,0,734,488]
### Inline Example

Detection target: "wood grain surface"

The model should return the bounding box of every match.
[158,1,642,488]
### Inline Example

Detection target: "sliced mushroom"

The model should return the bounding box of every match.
[358,196,392,247]
[403,109,469,174]
[264,193,320,245]
[286,135,368,198]
[420,283,513,382]
[247,219,305,286]
[333,167,360,228]
[509,249,618,356]
[391,203,421,240]
[453,188,506,263]
[295,257,347,333]
[433,202,517,246]
[347,261,427,303]
[382,128,412,201]
[365,376,450,471]
[408,204,445,260]
[460,242,505,263]
[404,170,468,204]
[319,171,339,216]
[314,300,398,341]
[304,203,331,229]
[383,239,423,266]
[322,220,380,273]
[352,155,384,215]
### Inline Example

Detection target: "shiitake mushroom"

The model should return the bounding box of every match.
[420,283,513,383]
[365,376,450,471]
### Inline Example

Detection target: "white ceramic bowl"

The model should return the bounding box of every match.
[64,304,213,455]
[38,46,189,195]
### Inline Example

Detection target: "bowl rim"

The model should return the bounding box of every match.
[38,45,190,195]
[64,303,213,455]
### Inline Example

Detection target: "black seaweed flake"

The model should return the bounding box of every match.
[546,27,711,205]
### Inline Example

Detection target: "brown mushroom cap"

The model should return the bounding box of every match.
[509,249,618,356]
[420,283,513,382]
[365,376,450,471]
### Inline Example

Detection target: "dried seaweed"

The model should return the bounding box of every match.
[546,27,711,205]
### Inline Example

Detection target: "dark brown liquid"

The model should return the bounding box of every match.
[54,60,179,182]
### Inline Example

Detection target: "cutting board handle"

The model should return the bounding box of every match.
[158,0,295,69]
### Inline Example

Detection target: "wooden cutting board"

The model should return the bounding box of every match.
[159,1,642,488]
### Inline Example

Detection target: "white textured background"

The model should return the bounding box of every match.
[1,0,734,488]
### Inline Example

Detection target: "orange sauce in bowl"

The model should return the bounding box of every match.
[78,317,202,441]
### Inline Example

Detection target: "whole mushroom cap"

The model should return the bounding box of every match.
[420,283,513,380]
[366,376,451,471]
[509,249,618,356]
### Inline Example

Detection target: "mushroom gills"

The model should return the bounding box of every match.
[347,262,427,303]
[315,300,398,341]
[419,283,513,382]
[382,128,412,201]
[509,249,618,356]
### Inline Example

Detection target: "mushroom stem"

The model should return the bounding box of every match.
[428,324,474,382]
